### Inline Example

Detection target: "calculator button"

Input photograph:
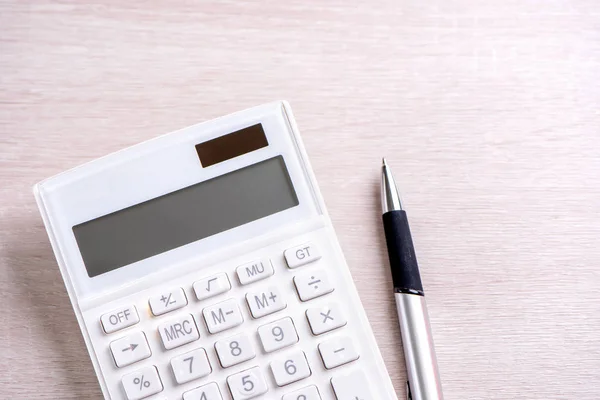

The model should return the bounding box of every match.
[101,305,139,334]
[282,385,322,400]
[183,382,223,400]
[257,317,299,353]
[122,365,163,400]
[227,366,268,400]
[294,270,334,301]
[318,336,359,369]
[203,299,244,334]
[215,333,256,368]
[109,331,151,368]
[331,370,373,400]
[306,303,347,335]
[270,349,311,387]
[158,314,200,350]
[193,273,231,301]
[236,258,274,285]
[284,242,321,269]
[245,286,286,318]
[171,348,212,384]
[149,287,187,316]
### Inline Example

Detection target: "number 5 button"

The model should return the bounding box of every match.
[270,350,311,386]
[227,367,268,400]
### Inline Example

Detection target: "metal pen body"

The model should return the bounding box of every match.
[395,293,443,400]
[381,159,443,400]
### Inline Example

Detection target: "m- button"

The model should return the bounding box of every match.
[284,242,321,269]
[101,305,139,334]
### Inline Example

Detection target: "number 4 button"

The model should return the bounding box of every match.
[183,382,223,400]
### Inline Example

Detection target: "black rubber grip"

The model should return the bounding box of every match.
[382,210,424,295]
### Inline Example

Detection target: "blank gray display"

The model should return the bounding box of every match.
[73,156,299,277]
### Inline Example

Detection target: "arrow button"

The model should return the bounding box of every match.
[122,343,139,352]
[110,332,152,368]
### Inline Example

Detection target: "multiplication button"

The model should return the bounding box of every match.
[122,365,163,400]
[306,303,347,335]
[101,305,139,334]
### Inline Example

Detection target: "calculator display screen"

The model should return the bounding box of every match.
[73,156,299,278]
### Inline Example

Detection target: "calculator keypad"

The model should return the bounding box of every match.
[109,331,151,368]
[215,333,256,368]
[257,317,299,353]
[245,286,286,319]
[171,348,212,384]
[121,365,163,400]
[202,299,244,334]
[158,314,200,350]
[227,366,268,399]
[100,240,377,400]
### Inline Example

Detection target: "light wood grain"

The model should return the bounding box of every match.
[1,1,600,399]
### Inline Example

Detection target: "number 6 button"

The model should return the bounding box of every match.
[226,367,268,400]
[270,349,311,386]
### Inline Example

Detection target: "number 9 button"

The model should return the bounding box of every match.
[257,317,299,353]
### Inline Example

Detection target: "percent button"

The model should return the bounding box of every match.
[122,365,163,400]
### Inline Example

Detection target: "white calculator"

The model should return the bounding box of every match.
[34,102,398,400]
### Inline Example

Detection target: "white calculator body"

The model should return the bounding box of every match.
[34,102,398,400]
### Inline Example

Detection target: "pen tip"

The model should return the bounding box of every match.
[382,157,388,167]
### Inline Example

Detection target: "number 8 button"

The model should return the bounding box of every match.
[226,367,268,400]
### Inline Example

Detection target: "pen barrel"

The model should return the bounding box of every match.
[395,293,443,400]
[383,210,424,295]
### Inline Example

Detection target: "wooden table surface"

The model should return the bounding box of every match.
[1,1,599,399]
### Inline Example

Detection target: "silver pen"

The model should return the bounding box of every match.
[381,158,444,400]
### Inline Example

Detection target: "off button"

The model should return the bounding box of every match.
[101,305,140,334]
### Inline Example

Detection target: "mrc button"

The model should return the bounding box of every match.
[101,305,140,334]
